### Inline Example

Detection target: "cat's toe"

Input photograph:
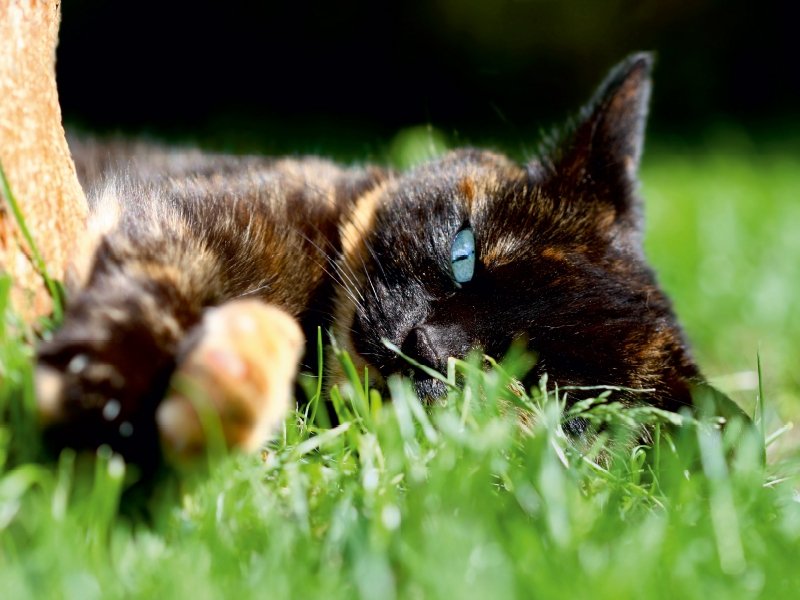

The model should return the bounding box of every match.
[35,329,176,466]
[34,354,166,466]
[35,364,66,423]
[156,299,304,462]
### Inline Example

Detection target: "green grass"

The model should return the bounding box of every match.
[2,145,800,598]
[641,152,800,456]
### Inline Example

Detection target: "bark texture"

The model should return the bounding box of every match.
[0,0,87,321]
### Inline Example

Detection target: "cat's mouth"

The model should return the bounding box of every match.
[409,371,450,403]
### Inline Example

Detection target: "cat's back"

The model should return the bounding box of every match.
[67,136,387,317]
[37,139,389,462]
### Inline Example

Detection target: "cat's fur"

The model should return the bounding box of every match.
[36,53,703,464]
[38,147,387,464]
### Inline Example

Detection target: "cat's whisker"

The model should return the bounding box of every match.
[291,226,365,305]
[294,204,388,321]
[357,252,380,309]
[337,219,392,323]
[310,256,364,313]
[234,282,273,298]
[344,212,389,282]
[328,259,365,305]
[331,255,366,304]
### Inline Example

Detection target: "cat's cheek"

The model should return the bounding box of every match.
[156,299,304,463]
[324,294,386,398]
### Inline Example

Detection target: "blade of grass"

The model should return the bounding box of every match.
[0,159,64,322]
[757,347,766,443]
[290,422,351,460]
[559,384,657,393]
[308,327,326,427]
[765,421,793,448]
[169,374,228,470]
[331,337,370,426]
[51,448,76,522]
[382,339,457,389]
[387,376,416,444]
[697,426,746,575]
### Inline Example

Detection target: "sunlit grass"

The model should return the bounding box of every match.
[641,152,800,452]
[0,310,794,598]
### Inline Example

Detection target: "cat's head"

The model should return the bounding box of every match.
[330,53,701,419]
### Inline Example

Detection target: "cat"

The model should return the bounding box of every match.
[36,143,388,465]
[35,53,718,467]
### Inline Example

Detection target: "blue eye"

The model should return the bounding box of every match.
[450,228,475,284]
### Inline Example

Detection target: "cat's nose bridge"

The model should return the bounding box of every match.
[402,326,439,370]
[401,323,469,371]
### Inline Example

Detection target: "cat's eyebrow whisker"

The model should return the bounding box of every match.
[336,279,366,314]
[310,256,365,313]
[280,228,363,311]
[285,184,387,311]
[234,282,273,298]
[330,267,367,314]
[336,217,391,321]
[330,250,367,302]
[357,252,380,308]
[308,216,374,300]
[320,253,367,312]
[330,281,363,316]
[290,226,365,304]
[259,184,366,310]
[346,213,388,282]
[330,259,365,304]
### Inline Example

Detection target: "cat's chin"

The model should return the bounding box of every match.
[411,376,449,403]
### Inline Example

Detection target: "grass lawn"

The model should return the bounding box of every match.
[1,142,800,599]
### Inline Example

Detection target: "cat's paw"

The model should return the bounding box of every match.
[36,316,178,466]
[155,299,304,462]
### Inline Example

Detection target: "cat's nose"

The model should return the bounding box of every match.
[401,325,451,372]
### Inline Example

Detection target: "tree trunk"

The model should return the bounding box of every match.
[0,0,87,322]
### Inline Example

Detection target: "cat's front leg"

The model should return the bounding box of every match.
[156,299,303,462]
[37,291,303,466]
[36,278,192,466]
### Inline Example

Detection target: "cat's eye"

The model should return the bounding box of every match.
[450,228,475,284]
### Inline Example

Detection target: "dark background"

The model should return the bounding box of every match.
[56,0,798,157]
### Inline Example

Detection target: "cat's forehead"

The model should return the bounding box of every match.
[340,150,520,262]
[394,149,525,207]
[339,147,612,278]
[372,150,528,235]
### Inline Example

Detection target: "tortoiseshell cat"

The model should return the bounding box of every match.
[36,54,711,466]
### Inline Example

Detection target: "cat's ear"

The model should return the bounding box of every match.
[533,53,654,223]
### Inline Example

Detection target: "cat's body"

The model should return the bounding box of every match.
[37,53,705,465]
[38,144,387,463]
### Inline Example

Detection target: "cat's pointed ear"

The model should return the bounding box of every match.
[533,53,654,222]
